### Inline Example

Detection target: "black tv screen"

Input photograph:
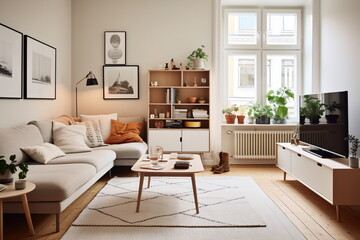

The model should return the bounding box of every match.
[299,91,348,158]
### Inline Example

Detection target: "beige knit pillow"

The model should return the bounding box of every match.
[71,119,105,147]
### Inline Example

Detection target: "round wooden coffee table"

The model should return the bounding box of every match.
[0,181,36,240]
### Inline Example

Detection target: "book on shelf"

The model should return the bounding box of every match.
[166,88,170,104]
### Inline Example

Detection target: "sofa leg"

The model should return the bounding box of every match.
[108,169,112,178]
[56,214,60,232]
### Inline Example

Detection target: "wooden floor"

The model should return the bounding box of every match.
[4,165,360,240]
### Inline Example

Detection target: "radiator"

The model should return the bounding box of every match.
[233,130,293,159]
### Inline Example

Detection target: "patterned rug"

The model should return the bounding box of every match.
[72,177,266,228]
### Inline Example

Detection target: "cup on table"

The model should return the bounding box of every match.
[148,146,163,166]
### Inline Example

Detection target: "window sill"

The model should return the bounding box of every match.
[221,123,298,127]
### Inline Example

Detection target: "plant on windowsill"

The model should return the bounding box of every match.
[303,95,325,124]
[299,106,309,125]
[187,45,208,70]
[265,87,294,124]
[249,104,274,124]
[0,154,29,184]
[325,101,341,124]
[348,135,359,168]
[236,105,247,124]
[222,104,239,124]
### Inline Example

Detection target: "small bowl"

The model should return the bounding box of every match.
[187,97,197,103]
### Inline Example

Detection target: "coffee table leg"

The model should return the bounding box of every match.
[136,173,145,212]
[21,194,35,235]
[147,176,151,188]
[191,174,199,214]
[0,200,3,240]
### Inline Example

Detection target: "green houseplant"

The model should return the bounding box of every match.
[248,104,273,124]
[266,87,294,124]
[0,154,29,183]
[222,104,239,124]
[325,101,341,123]
[302,95,325,124]
[348,135,359,168]
[187,45,208,70]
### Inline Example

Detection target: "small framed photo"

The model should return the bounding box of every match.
[24,35,56,99]
[0,23,23,99]
[103,65,139,100]
[104,31,126,65]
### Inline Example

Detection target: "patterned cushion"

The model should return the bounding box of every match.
[71,120,105,147]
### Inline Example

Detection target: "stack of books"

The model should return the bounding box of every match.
[192,109,209,118]
[174,109,187,118]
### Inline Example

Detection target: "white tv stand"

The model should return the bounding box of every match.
[276,143,360,221]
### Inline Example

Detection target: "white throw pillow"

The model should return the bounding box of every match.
[80,113,117,141]
[52,121,92,153]
[21,143,65,164]
[71,119,106,147]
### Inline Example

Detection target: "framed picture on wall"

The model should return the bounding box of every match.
[103,65,139,99]
[0,23,23,99]
[104,31,126,65]
[24,35,56,99]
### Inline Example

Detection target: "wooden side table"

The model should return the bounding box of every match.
[0,181,36,240]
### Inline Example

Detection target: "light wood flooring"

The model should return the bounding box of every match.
[4,165,360,240]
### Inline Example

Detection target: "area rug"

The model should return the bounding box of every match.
[62,177,305,240]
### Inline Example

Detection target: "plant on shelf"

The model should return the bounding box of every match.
[266,87,294,124]
[187,45,208,70]
[198,97,206,104]
[0,154,29,184]
[302,95,325,124]
[348,135,359,168]
[325,101,341,123]
[236,105,247,124]
[222,104,239,124]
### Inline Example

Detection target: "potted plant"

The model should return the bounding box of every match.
[187,45,208,70]
[250,104,273,124]
[222,104,239,124]
[198,97,206,104]
[266,87,294,124]
[348,135,359,168]
[325,101,341,123]
[299,106,309,125]
[236,105,247,124]
[303,95,325,124]
[0,154,29,184]
[247,103,257,124]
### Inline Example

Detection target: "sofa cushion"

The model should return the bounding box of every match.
[80,113,118,141]
[71,119,106,147]
[48,150,116,172]
[21,143,65,164]
[106,120,144,144]
[0,125,44,163]
[25,163,96,202]
[94,142,147,159]
[28,120,53,143]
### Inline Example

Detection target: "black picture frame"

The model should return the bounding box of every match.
[24,35,56,100]
[0,23,23,99]
[103,65,139,100]
[104,31,126,65]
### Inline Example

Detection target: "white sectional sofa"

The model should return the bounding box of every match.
[0,116,147,232]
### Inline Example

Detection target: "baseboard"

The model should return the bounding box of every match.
[230,158,275,165]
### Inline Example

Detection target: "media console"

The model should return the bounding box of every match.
[276,143,360,221]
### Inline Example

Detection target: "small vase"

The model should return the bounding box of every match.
[0,169,13,184]
[349,157,359,168]
[247,117,254,124]
[237,115,245,124]
[225,115,236,124]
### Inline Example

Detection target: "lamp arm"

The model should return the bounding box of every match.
[75,76,87,87]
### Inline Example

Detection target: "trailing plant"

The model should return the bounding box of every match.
[266,87,294,121]
[222,104,239,115]
[0,155,29,179]
[348,135,360,158]
[187,45,208,62]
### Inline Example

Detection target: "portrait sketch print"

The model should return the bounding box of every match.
[103,65,139,99]
[24,35,56,99]
[0,23,23,99]
[104,31,126,65]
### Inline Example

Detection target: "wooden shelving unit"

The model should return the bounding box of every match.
[147,70,210,152]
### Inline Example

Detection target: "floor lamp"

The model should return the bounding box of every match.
[75,71,98,117]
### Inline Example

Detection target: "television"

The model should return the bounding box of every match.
[299,91,348,158]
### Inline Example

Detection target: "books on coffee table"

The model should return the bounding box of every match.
[177,154,194,160]
[139,164,165,170]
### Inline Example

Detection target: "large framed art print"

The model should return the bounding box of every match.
[0,23,23,99]
[103,65,139,100]
[24,35,56,99]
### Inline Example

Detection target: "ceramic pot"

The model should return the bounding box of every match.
[0,170,13,184]
[349,157,359,168]
[309,115,321,124]
[193,58,205,70]
[256,115,270,124]
[15,180,27,190]
[247,117,254,124]
[272,119,287,124]
[187,97,197,103]
[325,114,339,124]
[237,115,245,124]
[225,115,236,124]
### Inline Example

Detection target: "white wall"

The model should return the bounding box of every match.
[72,0,213,118]
[0,0,72,128]
[320,0,360,138]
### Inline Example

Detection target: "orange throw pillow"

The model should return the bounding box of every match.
[106,120,144,144]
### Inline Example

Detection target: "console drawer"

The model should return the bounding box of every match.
[277,145,291,173]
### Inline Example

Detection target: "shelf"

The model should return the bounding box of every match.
[173,103,209,106]
[149,86,209,89]
[149,103,171,105]
[149,118,172,120]
[149,128,210,130]
[172,118,209,120]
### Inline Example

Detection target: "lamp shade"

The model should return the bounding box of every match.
[85,71,98,86]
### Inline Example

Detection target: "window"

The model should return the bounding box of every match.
[223,8,302,120]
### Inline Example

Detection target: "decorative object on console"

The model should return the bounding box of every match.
[104,31,126,65]
[0,155,28,184]
[222,104,239,124]
[0,23,22,99]
[103,65,139,99]
[187,45,208,70]
[75,71,98,117]
[24,35,56,99]
[106,119,144,144]
[290,125,300,146]
[348,135,359,168]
